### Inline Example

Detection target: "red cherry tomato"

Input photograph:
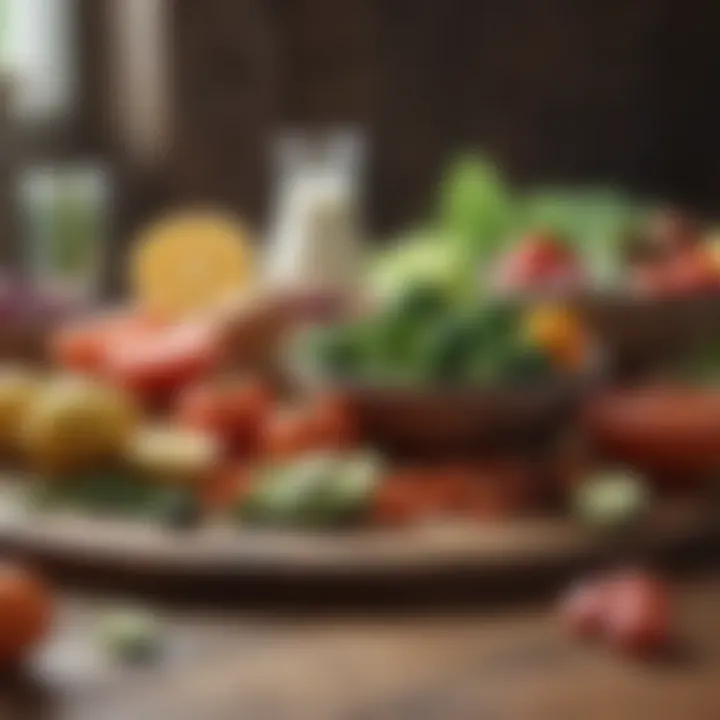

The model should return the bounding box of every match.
[371,462,537,527]
[496,232,586,293]
[261,394,359,459]
[177,378,273,455]
[177,382,224,431]
[514,233,572,271]
[261,407,323,459]
[604,573,673,658]
[371,470,441,526]
[371,466,473,526]
[201,463,255,514]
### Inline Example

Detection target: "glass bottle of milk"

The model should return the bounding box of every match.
[267,129,365,297]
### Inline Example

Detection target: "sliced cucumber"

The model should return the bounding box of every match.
[96,607,162,663]
[238,452,383,529]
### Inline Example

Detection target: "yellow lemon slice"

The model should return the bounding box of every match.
[130,210,254,319]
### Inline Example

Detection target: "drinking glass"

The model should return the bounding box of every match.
[18,163,111,298]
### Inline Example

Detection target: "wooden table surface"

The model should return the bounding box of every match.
[2,573,720,720]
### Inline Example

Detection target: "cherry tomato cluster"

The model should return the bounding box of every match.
[178,383,365,513]
[372,463,536,526]
[176,380,541,523]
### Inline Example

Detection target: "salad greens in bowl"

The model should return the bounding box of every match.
[295,287,554,389]
[291,284,597,455]
[369,152,650,302]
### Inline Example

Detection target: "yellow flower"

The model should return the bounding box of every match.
[524,304,588,371]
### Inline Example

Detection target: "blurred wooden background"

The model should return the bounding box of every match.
[24,0,720,260]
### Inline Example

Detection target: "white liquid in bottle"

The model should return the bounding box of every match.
[267,131,365,295]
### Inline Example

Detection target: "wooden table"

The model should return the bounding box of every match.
[2,573,720,720]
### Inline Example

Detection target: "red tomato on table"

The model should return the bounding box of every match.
[105,321,220,404]
[559,569,674,658]
[371,466,470,526]
[371,463,537,527]
[0,563,54,665]
[50,312,159,375]
[177,378,274,455]
[261,408,325,459]
[261,393,359,459]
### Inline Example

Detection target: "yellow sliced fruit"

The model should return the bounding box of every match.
[22,376,138,476]
[0,367,41,453]
[130,210,254,319]
[125,425,220,485]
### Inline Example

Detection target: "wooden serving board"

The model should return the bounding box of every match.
[0,482,716,606]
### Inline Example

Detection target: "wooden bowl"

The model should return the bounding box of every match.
[341,381,585,458]
[577,293,720,376]
[584,385,720,476]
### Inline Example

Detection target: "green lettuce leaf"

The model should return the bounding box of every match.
[437,154,516,264]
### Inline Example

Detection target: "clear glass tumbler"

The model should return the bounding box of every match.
[18,162,111,299]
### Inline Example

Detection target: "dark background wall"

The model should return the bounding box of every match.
[80,0,720,238]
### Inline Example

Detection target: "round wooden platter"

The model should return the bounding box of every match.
[0,481,716,606]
